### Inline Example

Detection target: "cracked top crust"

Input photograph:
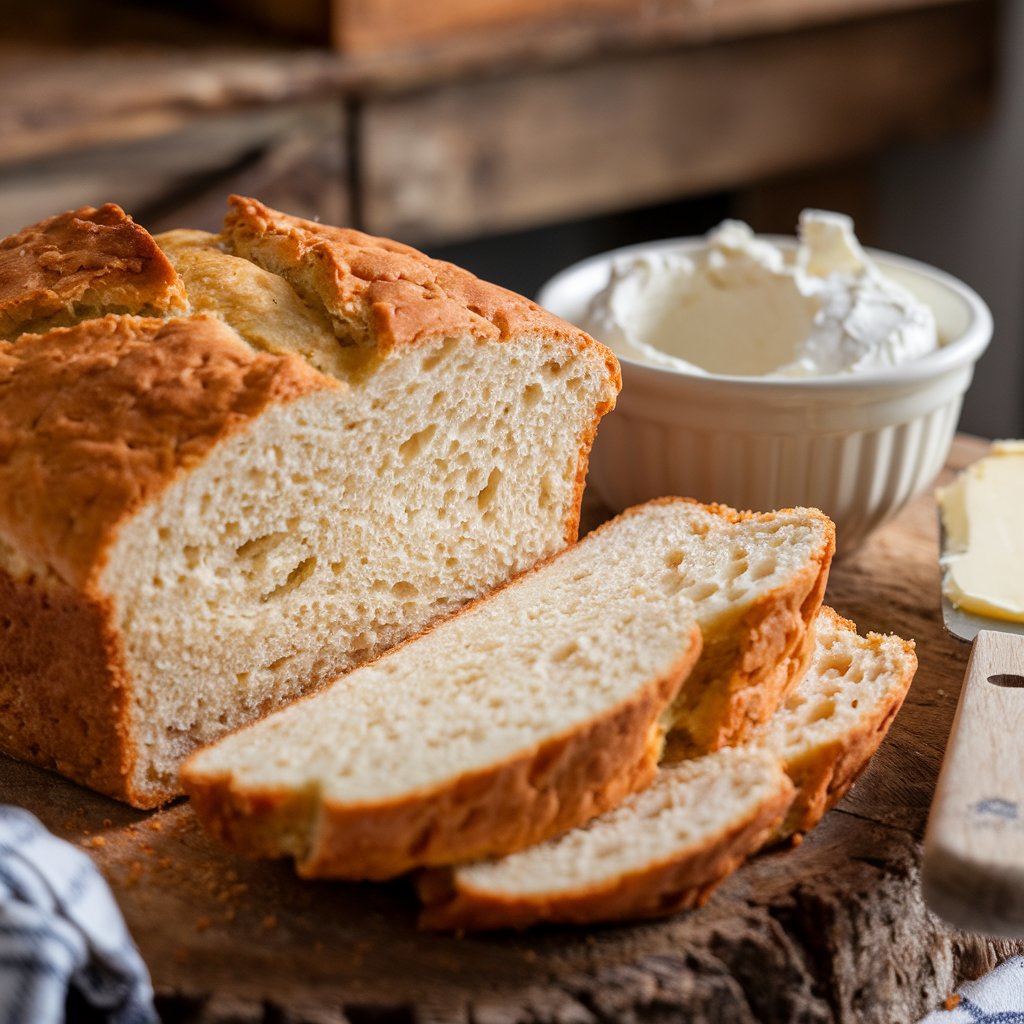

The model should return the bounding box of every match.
[223,196,600,355]
[0,314,333,589]
[0,204,187,340]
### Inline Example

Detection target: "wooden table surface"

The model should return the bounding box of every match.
[2,433,1021,1024]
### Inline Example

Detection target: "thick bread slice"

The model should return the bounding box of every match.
[418,748,794,930]
[181,512,705,879]
[761,606,917,840]
[0,199,619,807]
[601,499,834,753]
[419,607,915,931]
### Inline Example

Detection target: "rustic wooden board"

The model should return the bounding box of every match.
[1,435,1021,1024]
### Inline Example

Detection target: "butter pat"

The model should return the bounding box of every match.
[938,441,1024,622]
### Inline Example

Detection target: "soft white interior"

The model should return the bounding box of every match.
[186,527,702,800]
[184,500,827,805]
[452,747,786,896]
[762,610,914,761]
[104,329,609,799]
[595,503,825,629]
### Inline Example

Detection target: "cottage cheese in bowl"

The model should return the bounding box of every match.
[581,210,938,378]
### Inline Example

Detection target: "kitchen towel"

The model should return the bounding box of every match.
[0,805,157,1024]
[919,956,1024,1023]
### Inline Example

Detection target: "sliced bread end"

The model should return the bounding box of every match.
[764,606,917,841]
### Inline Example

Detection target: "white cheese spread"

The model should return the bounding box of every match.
[938,441,1024,623]
[581,210,938,377]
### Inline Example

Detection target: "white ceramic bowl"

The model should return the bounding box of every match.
[538,238,992,555]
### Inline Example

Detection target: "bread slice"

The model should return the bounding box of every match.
[0,198,619,807]
[418,747,794,930]
[760,605,916,840]
[418,607,915,930]
[181,516,704,880]
[180,497,830,877]
[599,499,834,753]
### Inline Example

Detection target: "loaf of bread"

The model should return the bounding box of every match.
[418,607,916,930]
[0,198,619,807]
[182,508,705,879]
[181,497,831,876]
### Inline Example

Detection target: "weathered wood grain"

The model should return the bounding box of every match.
[0,103,349,239]
[0,435,1020,1023]
[330,0,982,62]
[357,2,993,244]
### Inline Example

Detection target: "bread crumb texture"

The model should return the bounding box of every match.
[182,503,706,878]
[0,198,619,806]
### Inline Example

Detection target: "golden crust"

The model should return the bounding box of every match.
[0,569,136,802]
[181,621,702,880]
[416,770,794,930]
[0,313,335,590]
[773,606,917,839]
[0,204,187,340]
[223,195,619,359]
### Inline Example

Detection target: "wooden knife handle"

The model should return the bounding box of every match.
[923,629,1024,936]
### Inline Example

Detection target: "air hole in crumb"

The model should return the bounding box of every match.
[686,581,719,602]
[261,556,317,602]
[399,424,437,464]
[665,549,685,569]
[809,699,835,723]
[476,467,502,510]
[523,383,543,407]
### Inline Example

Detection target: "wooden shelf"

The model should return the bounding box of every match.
[0,0,996,245]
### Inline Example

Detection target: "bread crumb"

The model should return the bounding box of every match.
[790,832,804,848]
[147,819,163,832]
[84,836,106,849]
[944,994,961,1011]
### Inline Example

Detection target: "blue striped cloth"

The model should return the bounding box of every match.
[0,806,157,1024]
[920,957,1024,1023]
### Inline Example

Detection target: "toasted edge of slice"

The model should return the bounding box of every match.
[418,747,794,930]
